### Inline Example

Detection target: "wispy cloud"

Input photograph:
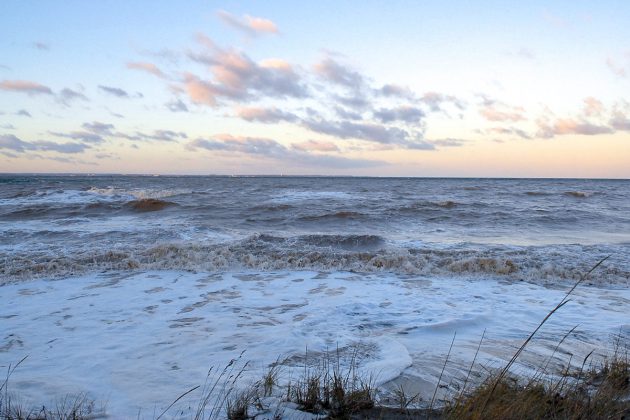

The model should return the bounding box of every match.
[186,134,385,169]
[583,97,604,117]
[606,57,627,78]
[166,99,189,112]
[291,139,340,152]
[537,117,613,138]
[0,80,53,95]
[57,88,89,106]
[49,130,105,144]
[479,103,526,122]
[217,10,279,37]
[126,61,165,78]
[98,85,130,98]
[16,109,32,117]
[420,92,465,112]
[235,106,297,123]
[374,105,424,123]
[0,134,92,154]
[313,57,365,90]
[33,41,50,51]
[83,121,115,135]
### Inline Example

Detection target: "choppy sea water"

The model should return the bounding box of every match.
[1,175,629,416]
[1,175,629,283]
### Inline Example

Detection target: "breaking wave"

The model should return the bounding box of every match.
[565,191,593,198]
[2,235,627,285]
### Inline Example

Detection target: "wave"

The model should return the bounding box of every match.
[525,191,552,196]
[125,199,176,212]
[565,191,593,198]
[397,200,460,213]
[298,211,365,221]
[87,186,190,200]
[251,203,294,211]
[2,236,627,285]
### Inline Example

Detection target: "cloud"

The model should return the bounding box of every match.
[512,47,535,60]
[16,109,32,117]
[583,97,604,117]
[57,88,89,105]
[0,134,91,154]
[98,85,130,98]
[291,139,340,152]
[49,130,105,144]
[313,57,364,90]
[334,107,362,120]
[217,10,279,37]
[0,80,53,95]
[606,58,627,78]
[303,118,432,149]
[33,42,50,51]
[185,41,307,105]
[430,138,467,147]
[610,110,630,131]
[82,121,115,135]
[235,106,297,123]
[166,99,189,112]
[486,127,532,140]
[374,105,424,123]
[187,134,287,156]
[126,61,165,78]
[186,134,385,169]
[420,92,465,112]
[378,84,415,99]
[479,103,525,122]
[1,123,15,130]
[115,129,188,142]
[537,117,614,138]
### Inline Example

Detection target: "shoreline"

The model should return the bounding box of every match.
[2,269,628,417]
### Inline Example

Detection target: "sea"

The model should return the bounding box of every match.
[1,175,629,282]
[1,175,629,417]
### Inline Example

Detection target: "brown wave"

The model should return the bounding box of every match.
[565,191,591,198]
[3,240,628,286]
[126,198,176,212]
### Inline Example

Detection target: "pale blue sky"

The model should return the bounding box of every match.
[1,1,629,176]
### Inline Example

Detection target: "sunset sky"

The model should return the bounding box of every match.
[1,1,629,177]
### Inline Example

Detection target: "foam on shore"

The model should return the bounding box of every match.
[1,270,628,417]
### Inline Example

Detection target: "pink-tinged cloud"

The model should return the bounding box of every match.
[537,117,614,138]
[183,74,219,106]
[126,62,165,78]
[0,80,53,95]
[479,104,525,122]
[291,140,340,152]
[186,41,307,104]
[217,10,278,36]
[583,97,604,117]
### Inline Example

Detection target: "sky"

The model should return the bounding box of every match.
[1,1,629,177]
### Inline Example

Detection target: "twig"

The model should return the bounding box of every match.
[428,331,456,416]
[156,385,200,420]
